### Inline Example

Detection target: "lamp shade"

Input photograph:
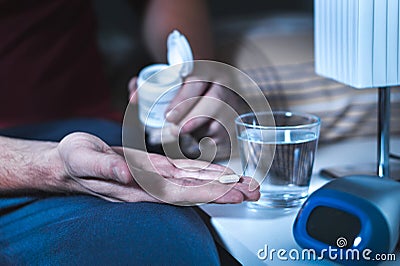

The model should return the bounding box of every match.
[315,0,400,88]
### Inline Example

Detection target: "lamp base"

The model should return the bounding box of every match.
[320,162,400,181]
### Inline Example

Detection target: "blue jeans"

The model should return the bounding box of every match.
[0,118,219,265]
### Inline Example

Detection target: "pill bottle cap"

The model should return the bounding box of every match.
[167,30,194,77]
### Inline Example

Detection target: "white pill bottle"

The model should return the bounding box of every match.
[137,30,193,151]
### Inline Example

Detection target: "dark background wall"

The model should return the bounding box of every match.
[207,0,313,17]
[93,0,314,112]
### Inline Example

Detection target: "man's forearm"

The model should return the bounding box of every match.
[0,133,261,204]
[0,136,63,194]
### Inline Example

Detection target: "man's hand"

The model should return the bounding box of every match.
[128,76,245,161]
[165,77,245,160]
[55,132,259,204]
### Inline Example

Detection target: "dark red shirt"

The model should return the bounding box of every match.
[0,0,118,128]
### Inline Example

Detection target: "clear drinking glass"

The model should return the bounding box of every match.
[235,111,321,209]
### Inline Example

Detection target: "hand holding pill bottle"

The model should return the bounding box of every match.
[137,30,194,153]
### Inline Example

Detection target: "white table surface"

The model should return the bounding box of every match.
[200,137,400,265]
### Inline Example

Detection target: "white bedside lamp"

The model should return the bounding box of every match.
[314,0,398,178]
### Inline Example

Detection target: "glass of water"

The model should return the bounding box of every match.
[235,111,320,209]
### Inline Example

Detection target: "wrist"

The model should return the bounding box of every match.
[44,143,71,193]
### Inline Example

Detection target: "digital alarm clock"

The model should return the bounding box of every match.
[293,176,400,265]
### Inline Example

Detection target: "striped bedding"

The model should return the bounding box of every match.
[241,61,400,143]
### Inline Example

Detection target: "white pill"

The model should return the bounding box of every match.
[219,174,240,184]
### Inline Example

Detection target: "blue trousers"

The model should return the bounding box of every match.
[0,118,219,265]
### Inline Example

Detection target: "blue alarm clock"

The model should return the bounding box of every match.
[293,176,400,265]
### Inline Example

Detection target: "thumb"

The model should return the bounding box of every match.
[83,151,132,184]
[58,133,132,184]
[128,76,138,104]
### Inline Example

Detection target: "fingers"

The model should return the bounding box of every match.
[190,119,223,140]
[128,76,138,104]
[211,188,245,204]
[121,148,258,204]
[72,167,259,205]
[116,138,259,204]
[232,181,261,201]
[169,158,234,180]
[80,150,132,184]
[208,176,260,203]
[165,78,209,124]
[176,84,235,135]
[121,146,234,180]
[162,177,243,204]
[165,159,259,203]
[71,167,259,205]
[171,158,230,172]
[122,148,177,178]
[172,168,231,181]
[167,177,260,204]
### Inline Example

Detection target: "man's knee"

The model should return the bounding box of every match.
[85,202,219,265]
[1,196,220,265]
[48,201,219,265]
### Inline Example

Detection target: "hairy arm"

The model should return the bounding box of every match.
[0,133,134,198]
[0,133,259,204]
[0,136,62,194]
